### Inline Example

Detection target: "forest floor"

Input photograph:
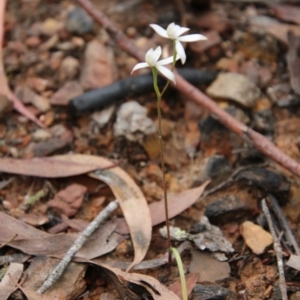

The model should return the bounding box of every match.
[1,0,300,299]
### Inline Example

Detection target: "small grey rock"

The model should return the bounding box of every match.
[206,72,261,107]
[66,8,94,34]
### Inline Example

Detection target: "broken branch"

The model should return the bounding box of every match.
[37,199,118,294]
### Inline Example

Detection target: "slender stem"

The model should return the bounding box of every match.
[171,247,188,300]
[152,68,171,265]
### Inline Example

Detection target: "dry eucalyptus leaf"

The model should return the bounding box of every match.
[0,154,113,178]
[116,181,210,235]
[23,256,86,299]
[0,217,123,259]
[0,154,152,271]
[90,168,152,271]
[47,183,87,217]
[0,263,23,300]
[91,262,181,300]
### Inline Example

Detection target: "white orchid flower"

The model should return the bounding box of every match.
[131,46,178,83]
[150,22,207,64]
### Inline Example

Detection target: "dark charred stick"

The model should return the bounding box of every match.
[69,69,216,114]
[267,195,300,256]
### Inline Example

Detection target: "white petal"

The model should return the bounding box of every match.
[167,22,181,39]
[178,34,207,42]
[131,62,149,73]
[177,27,190,36]
[156,55,174,66]
[145,48,155,65]
[153,46,162,62]
[146,47,162,66]
[156,65,176,84]
[149,24,169,38]
[175,40,186,64]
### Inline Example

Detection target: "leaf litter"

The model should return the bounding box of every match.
[0,262,23,300]
[2,0,300,298]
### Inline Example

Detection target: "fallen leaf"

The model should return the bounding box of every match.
[0,211,49,240]
[18,213,49,227]
[287,32,300,96]
[189,250,231,282]
[0,263,23,300]
[150,182,209,226]
[61,215,89,232]
[286,254,300,271]
[168,272,199,299]
[271,4,300,25]
[100,268,140,300]
[251,22,300,45]
[92,262,181,300]
[48,184,87,217]
[23,256,86,299]
[0,216,124,259]
[116,182,210,235]
[0,154,114,178]
[8,274,54,300]
[90,168,152,271]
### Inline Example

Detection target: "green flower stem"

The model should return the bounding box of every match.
[151,48,179,265]
[160,43,177,97]
[152,67,171,264]
[171,247,188,300]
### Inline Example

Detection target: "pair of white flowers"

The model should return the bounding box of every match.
[132,22,207,84]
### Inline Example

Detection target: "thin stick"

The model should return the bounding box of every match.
[76,0,300,179]
[37,200,119,294]
[267,195,300,256]
[261,199,288,300]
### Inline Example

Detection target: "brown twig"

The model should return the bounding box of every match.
[76,0,300,179]
[261,199,288,300]
[0,0,45,128]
